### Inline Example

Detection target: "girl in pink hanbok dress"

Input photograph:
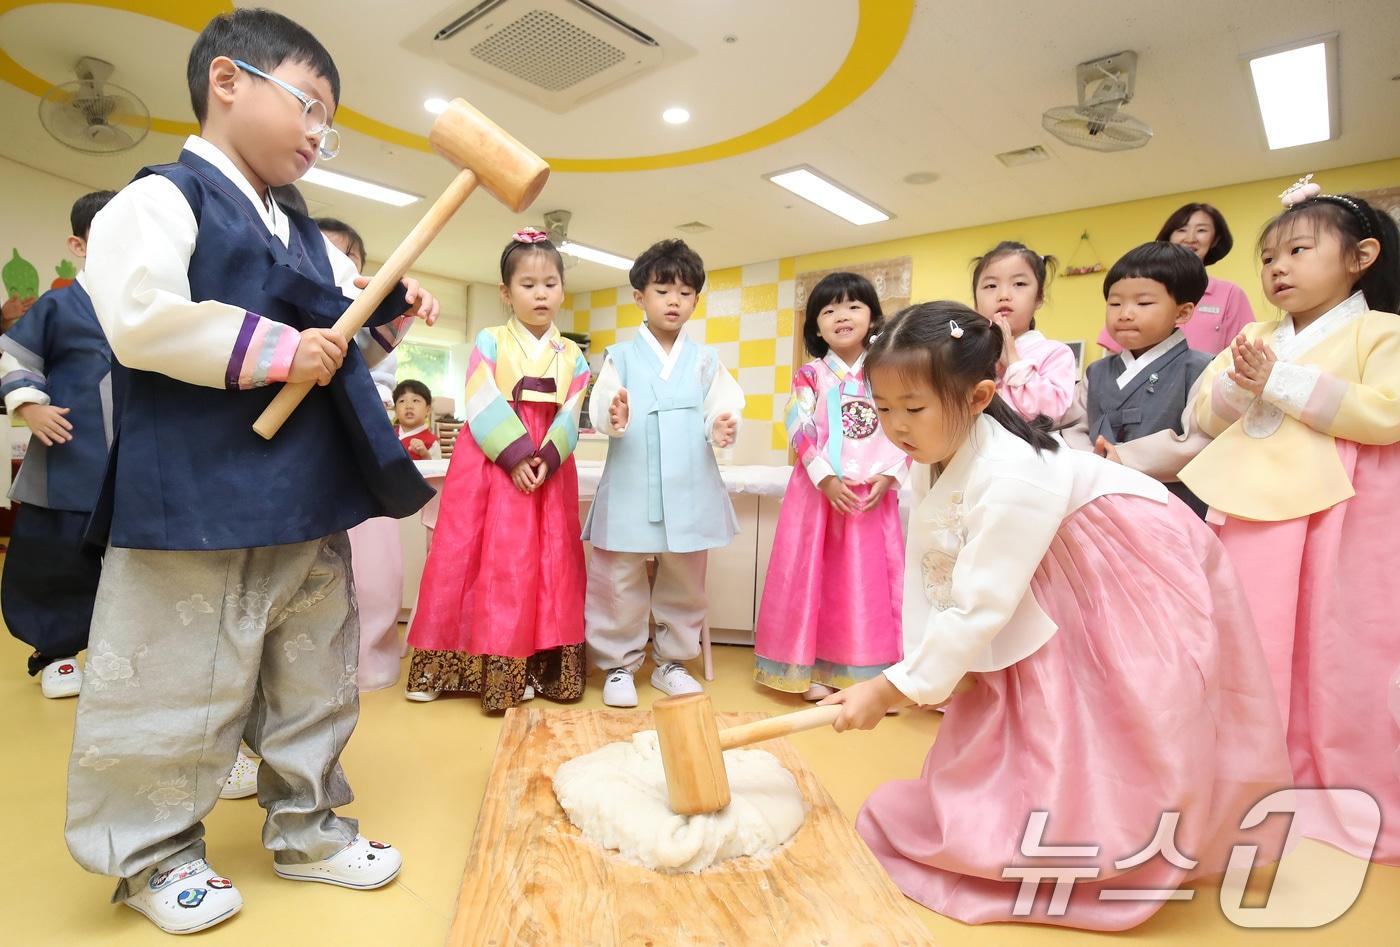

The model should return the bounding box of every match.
[826,301,1288,930]
[972,241,1077,426]
[754,273,909,699]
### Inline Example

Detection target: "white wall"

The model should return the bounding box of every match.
[0,155,93,293]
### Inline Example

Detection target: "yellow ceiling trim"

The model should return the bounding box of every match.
[0,0,912,171]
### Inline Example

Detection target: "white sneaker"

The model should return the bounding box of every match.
[405,688,439,702]
[521,684,536,701]
[274,836,402,889]
[650,662,702,697]
[219,749,259,800]
[602,668,637,708]
[124,858,242,935]
[802,683,836,702]
[40,659,82,698]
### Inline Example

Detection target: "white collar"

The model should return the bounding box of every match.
[640,323,687,380]
[824,350,866,378]
[1017,329,1046,346]
[397,422,430,438]
[75,269,89,293]
[1116,330,1187,388]
[507,317,559,360]
[182,135,286,244]
[1274,291,1368,358]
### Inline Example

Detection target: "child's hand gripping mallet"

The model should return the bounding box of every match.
[253,98,549,439]
[652,693,842,815]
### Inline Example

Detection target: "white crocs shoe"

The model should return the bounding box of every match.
[219,749,259,800]
[124,858,242,935]
[650,662,702,698]
[274,836,401,889]
[521,684,536,701]
[602,668,637,708]
[40,659,82,698]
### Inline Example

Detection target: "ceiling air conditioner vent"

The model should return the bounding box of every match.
[408,0,690,113]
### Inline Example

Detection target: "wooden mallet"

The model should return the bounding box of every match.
[252,98,549,439]
[653,693,841,815]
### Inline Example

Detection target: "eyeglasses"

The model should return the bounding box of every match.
[232,59,340,160]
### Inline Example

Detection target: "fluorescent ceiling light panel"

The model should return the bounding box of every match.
[301,167,421,207]
[424,97,450,114]
[1246,36,1337,150]
[764,166,890,225]
[662,106,690,124]
[560,240,633,270]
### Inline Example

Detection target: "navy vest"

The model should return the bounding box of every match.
[1085,341,1210,517]
[3,282,115,512]
[90,150,432,551]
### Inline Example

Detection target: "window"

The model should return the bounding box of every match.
[395,341,453,408]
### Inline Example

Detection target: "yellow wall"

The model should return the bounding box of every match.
[795,157,1400,354]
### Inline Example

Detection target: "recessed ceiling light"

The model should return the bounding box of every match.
[764,166,890,225]
[560,240,633,270]
[903,171,938,185]
[995,145,1050,167]
[301,167,421,207]
[676,221,712,234]
[1245,34,1338,150]
[424,97,450,115]
[662,107,690,125]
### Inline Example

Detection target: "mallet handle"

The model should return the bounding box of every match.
[717,704,841,751]
[252,167,481,440]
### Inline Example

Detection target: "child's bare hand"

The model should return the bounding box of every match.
[820,475,860,515]
[351,277,439,327]
[1228,336,1276,395]
[510,458,542,494]
[288,328,348,386]
[609,388,630,432]
[992,314,1017,374]
[862,474,896,511]
[711,412,737,448]
[819,675,905,731]
[16,403,72,445]
[1094,436,1122,464]
[408,438,429,459]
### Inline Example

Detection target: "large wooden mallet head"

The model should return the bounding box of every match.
[252,97,549,439]
[653,693,841,815]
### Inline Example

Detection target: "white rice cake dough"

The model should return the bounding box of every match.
[553,730,806,873]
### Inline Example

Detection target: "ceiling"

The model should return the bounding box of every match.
[1,0,1397,290]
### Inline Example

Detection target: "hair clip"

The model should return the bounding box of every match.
[512,227,549,244]
[948,320,964,339]
[1279,174,1321,207]
[868,332,882,345]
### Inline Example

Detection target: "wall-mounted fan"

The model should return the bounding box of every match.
[1042,51,1152,153]
[39,57,150,155]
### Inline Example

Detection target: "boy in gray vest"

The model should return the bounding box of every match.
[1062,242,1213,516]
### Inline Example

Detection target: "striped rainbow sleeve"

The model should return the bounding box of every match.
[371,313,414,352]
[538,352,591,475]
[227,313,298,389]
[464,329,534,471]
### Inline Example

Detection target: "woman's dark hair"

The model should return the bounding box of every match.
[392,379,432,404]
[802,271,884,358]
[865,300,1059,454]
[970,241,1057,330]
[1157,203,1233,265]
[499,236,565,284]
[1258,194,1400,315]
[316,216,366,265]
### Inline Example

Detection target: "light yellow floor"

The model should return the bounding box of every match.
[3,624,1397,945]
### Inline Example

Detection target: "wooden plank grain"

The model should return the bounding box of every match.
[449,708,934,947]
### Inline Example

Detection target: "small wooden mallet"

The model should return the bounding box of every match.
[653,693,841,815]
[252,97,550,439]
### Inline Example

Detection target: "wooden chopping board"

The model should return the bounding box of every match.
[449,707,935,947]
